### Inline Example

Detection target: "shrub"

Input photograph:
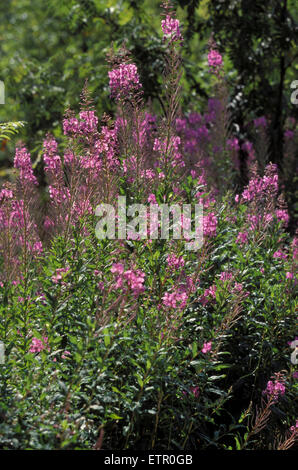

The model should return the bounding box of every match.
[0,2,297,450]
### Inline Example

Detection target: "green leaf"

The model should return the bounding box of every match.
[0,121,26,141]
[103,327,111,347]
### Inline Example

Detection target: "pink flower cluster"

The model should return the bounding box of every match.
[108,63,142,100]
[242,165,278,203]
[161,15,183,43]
[43,137,62,176]
[263,378,285,403]
[203,212,217,238]
[79,111,99,134]
[227,137,240,152]
[147,193,157,204]
[63,110,98,136]
[176,113,206,154]
[95,126,119,170]
[254,116,267,128]
[201,284,217,305]
[167,254,185,270]
[292,237,298,260]
[123,269,145,295]
[0,188,13,202]
[241,140,256,167]
[29,336,49,353]
[220,271,233,281]
[52,266,70,284]
[162,290,188,309]
[290,420,298,433]
[275,209,289,227]
[201,341,212,354]
[111,263,145,296]
[273,250,287,260]
[153,135,185,168]
[232,282,249,297]
[14,147,38,186]
[236,232,248,245]
[48,186,70,205]
[208,49,223,72]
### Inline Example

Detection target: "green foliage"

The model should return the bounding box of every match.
[0,0,297,451]
[0,121,25,141]
[0,201,296,450]
[204,0,298,166]
[1,0,296,170]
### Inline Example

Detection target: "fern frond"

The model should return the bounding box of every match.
[0,121,26,141]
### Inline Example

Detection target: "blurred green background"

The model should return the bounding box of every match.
[0,0,297,173]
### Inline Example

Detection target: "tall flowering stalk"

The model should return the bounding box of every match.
[240,371,287,449]
[0,147,43,351]
[156,1,185,190]
[0,185,17,283]
[12,147,42,283]
[235,162,289,246]
[46,83,119,241]
[108,46,147,196]
[276,421,298,450]
[43,134,68,236]
[206,37,235,192]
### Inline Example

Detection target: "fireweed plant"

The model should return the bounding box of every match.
[0,2,297,450]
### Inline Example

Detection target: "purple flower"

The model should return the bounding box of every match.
[276,209,289,227]
[108,63,142,100]
[220,271,233,281]
[203,212,217,238]
[284,129,294,140]
[162,290,188,309]
[14,147,38,186]
[167,254,185,270]
[208,49,223,69]
[111,263,125,275]
[254,116,267,128]
[161,15,183,43]
[29,336,49,354]
[236,231,248,245]
[273,250,287,260]
[227,137,240,151]
[147,193,157,204]
[263,374,286,403]
[201,341,212,354]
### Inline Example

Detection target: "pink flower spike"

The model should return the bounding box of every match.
[148,193,157,204]
[208,49,223,75]
[108,63,142,101]
[161,15,183,43]
[111,263,125,275]
[201,341,212,354]
[29,336,49,354]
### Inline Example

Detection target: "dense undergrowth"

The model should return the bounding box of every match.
[0,2,297,450]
